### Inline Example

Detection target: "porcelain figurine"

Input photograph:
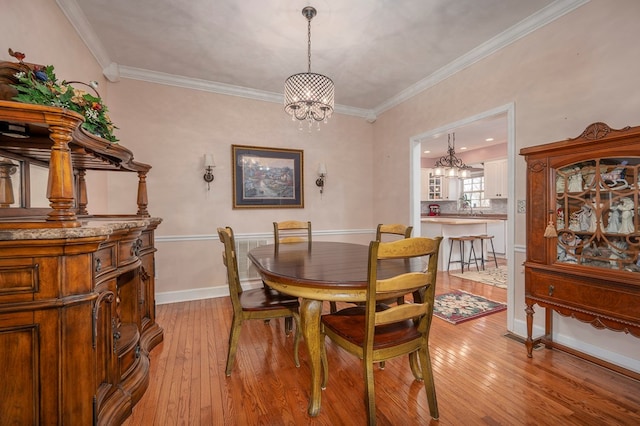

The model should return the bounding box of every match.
[567,166,584,192]
[618,197,635,234]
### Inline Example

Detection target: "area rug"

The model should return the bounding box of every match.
[449,265,507,289]
[433,290,507,325]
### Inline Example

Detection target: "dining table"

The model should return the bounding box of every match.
[248,240,426,417]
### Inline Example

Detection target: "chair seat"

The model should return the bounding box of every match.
[240,287,300,311]
[322,307,420,350]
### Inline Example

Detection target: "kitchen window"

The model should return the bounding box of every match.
[462,176,490,209]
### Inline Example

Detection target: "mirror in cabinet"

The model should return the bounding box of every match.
[0,156,18,207]
[0,154,68,214]
[555,158,640,271]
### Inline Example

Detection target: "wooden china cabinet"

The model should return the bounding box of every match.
[0,100,163,424]
[520,122,640,378]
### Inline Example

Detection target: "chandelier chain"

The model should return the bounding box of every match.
[307,14,312,73]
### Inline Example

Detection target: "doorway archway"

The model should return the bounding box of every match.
[409,103,516,330]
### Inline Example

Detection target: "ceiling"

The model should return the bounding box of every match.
[56,0,586,157]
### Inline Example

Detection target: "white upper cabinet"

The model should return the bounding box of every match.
[484,158,508,198]
[421,169,445,200]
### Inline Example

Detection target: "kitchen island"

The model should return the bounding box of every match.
[421,215,506,271]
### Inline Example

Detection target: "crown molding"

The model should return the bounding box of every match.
[119,66,373,119]
[373,0,590,116]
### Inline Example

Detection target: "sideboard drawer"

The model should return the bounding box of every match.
[527,270,639,322]
[117,237,142,267]
[94,244,116,278]
[139,231,153,250]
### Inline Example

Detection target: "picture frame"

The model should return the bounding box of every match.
[232,145,304,208]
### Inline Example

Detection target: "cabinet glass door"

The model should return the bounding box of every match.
[428,172,443,200]
[555,158,640,271]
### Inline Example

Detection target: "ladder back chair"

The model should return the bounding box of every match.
[375,223,413,241]
[273,220,312,249]
[218,227,301,376]
[375,223,414,306]
[320,236,442,425]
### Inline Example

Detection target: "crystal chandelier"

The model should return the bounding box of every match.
[433,133,470,179]
[284,6,334,131]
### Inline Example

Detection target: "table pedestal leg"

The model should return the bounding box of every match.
[300,298,323,417]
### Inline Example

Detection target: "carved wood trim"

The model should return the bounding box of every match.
[571,122,631,141]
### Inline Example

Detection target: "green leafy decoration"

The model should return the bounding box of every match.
[11,65,118,142]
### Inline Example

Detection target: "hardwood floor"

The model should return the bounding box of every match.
[124,269,640,425]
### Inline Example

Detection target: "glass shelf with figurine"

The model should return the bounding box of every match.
[554,157,640,271]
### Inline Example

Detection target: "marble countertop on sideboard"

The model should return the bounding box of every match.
[0,217,162,241]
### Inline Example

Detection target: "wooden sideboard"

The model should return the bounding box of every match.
[0,99,163,424]
[520,122,640,379]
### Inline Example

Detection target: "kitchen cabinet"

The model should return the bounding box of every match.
[421,168,445,200]
[484,158,508,198]
[421,168,459,200]
[520,121,640,378]
[446,177,459,200]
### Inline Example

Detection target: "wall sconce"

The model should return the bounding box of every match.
[316,163,327,194]
[203,154,215,190]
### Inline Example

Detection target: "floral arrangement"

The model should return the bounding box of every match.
[8,52,118,142]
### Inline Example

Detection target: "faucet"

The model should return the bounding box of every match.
[459,195,472,215]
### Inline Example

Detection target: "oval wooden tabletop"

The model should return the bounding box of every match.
[248,241,424,290]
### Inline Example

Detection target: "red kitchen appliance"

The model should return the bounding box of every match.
[428,204,440,216]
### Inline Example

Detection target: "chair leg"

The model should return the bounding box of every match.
[363,357,376,425]
[459,240,465,273]
[409,351,422,380]
[447,239,455,271]
[285,316,293,335]
[418,347,439,420]
[329,301,338,313]
[489,238,498,268]
[467,242,479,272]
[226,315,243,376]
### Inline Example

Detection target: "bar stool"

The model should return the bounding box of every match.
[473,234,498,270]
[447,236,480,273]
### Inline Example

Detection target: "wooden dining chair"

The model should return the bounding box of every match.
[320,236,443,425]
[217,227,301,376]
[375,223,413,241]
[376,223,413,305]
[273,220,312,249]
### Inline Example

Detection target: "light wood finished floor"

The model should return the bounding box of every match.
[124,269,640,425]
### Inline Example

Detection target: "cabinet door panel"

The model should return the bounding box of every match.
[0,325,38,424]
[484,159,507,198]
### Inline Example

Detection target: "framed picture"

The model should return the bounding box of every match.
[232,145,304,208]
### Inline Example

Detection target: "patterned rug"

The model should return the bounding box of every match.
[433,290,507,325]
[449,265,507,288]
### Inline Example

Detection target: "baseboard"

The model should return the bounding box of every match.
[156,279,263,305]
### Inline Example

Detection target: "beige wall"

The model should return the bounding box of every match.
[104,78,375,294]
[2,0,638,371]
